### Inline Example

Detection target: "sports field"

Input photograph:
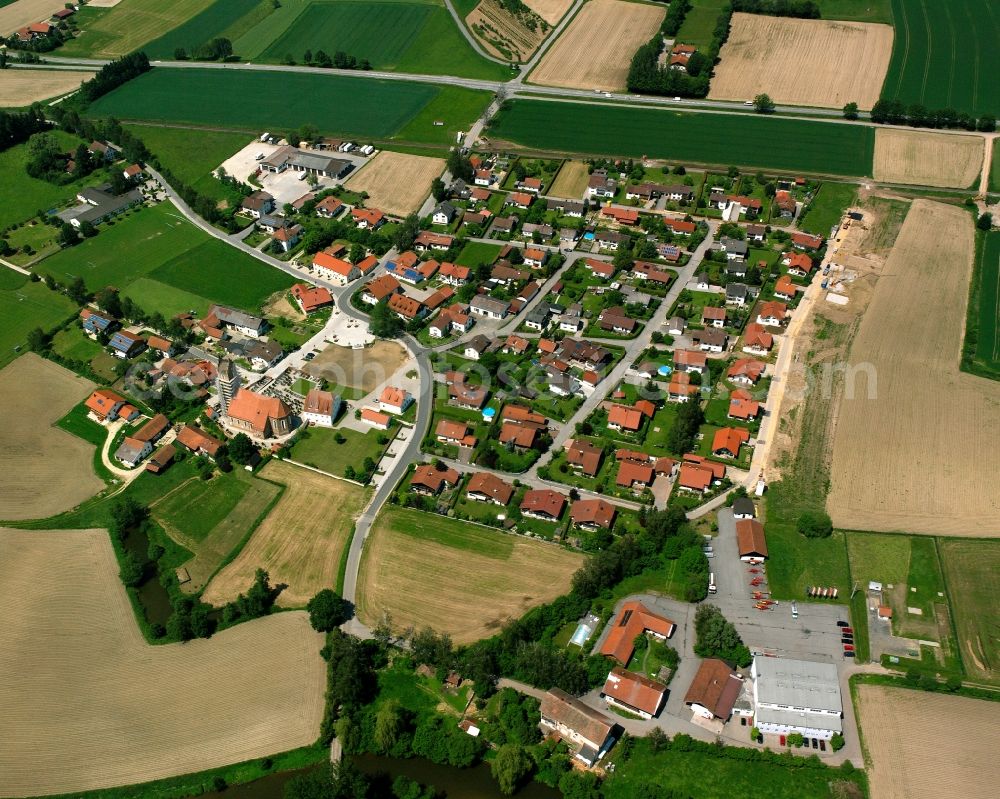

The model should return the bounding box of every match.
[345,151,445,217]
[873,128,984,189]
[939,539,1000,683]
[0,528,325,796]
[87,68,489,146]
[489,100,875,176]
[964,230,1000,379]
[203,460,369,607]
[709,14,893,110]
[528,0,664,92]
[0,275,77,371]
[828,201,1000,535]
[37,203,294,317]
[357,506,584,642]
[0,355,103,522]
[548,160,589,199]
[59,0,215,57]
[880,0,999,118]
[856,686,998,799]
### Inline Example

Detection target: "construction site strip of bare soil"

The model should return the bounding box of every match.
[873,128,985,189]
[304,339,408,392]
[345,150,445,218]
[856,685,999,799]
[0,354,103,521]
[527,0,665,92]
[203,460,369,608]
[357,506,584,643]
[0,528,325,798]
[708,13,893,110]
[827,200,1000,535]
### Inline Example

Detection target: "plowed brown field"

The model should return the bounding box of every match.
[528,0,664,92]
[873,128,984,189]
[709,13,893,110]
[0,528,325,797]
[827,200,1000,535]
[203,460,369,608]
[857,685,999,799]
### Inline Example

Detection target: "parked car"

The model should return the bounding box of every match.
[820,740,826,752]
[843,644,855,652]
[811,738,819,749]
[841,635,854,643]
[842,627,853,634]
[844,651,856,658]
[779,735,786,746]
[837,620,850,628]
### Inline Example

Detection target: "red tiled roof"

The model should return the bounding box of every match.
[736,519,768,558]
[616,460,655,488]
[571,498,616,529]
[600,601,675,664]
[603,666,667,716]
[520,488,566,518]
[227,390,292,434]
[467,472,514,504]
[365,274,401,301]
[684,658,743,719]
[712,426,750,457]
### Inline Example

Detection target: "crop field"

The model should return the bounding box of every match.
[528,0,664,91]
[59,0,215,57]
[0,527,325,797]
[816,0,892,24]
[828,201,1000,535]
[548,160,589,199]
[345,151,445,217]
[938,539,1000,682]
[880,0,999,118]
[873,128,984,189]
[143,0,261,59]
[856,685,999,799]
[0,69,91,106]
[964,230,1000,379]
[709,14,893,110]
[87,68,486,145]
[203,460,369,607]
[674,0,726,48]
[522,0,571,25]
[991,139,1000,193]
[304,340,408,391]
[151,471,282,591]
[489,100,875,176]
[357,506,584,642]
[467,0,546,62]
[0,276,77,371]
[0,355,102,522]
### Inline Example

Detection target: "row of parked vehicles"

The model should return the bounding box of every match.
[838,619,855,658]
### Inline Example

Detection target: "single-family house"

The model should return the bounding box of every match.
[312,250,360,284]
[432,202,457,225]
[712,426,750,459]
[685,658,744,721]
[673,348,707,374]
[702,306,727,328]
[414,231,454,252]
[291,283,334,314]
[602,667,667,720]
[85,388,126,421]
[742,323,773,355]
[571,498,617,531]
[726,282,750,306]
[727,358,766,385]
[315,195,345,218]
[108,330,146,359]
[175,424,224,458]
[566,438,603,477]
[600,600,676,665]
[411,464,460,496]
[361,407,391,430]
[774,275,797,301]
[362,274,402,305]
[520,489,566,521]
[241,191,274,219]
[783,252,814,276]
[469,295,509,320]
[466,472,514,505]
[352,208,385,229]
[539,689,615,766]
[437,419,477,449]
[756,301,788,326]
[378,386,412,415]
[791,231,823,250]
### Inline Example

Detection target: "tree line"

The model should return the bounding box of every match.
[730,0,820,18]
[0,107,48,153]
[80,52,150,105]
[868,99,995,132]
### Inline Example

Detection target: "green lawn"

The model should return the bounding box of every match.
[0,281,77,370]
[962,230,1000,380]
[143,0,264,59]
[816,0,892,22]
[154,473,251,542]
[51,325,103,363]
[675,0,727,48]
[881,0,999,117]
[123,277,215,318]
[489,100,875,177]
[797,182,856,236]
[88,68,474,145]
[991,139,1000,193]
[394,86,494,146]
[57,402,109,448]
[455,240,502,266]
[289,426,391,477]
[938,539,1000,683]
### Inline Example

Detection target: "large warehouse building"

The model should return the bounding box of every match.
[751,656,843,740]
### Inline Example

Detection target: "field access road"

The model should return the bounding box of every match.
[38,55,853,121]
[441,0,507,65]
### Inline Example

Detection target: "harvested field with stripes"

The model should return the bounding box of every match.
[873,128,984,189]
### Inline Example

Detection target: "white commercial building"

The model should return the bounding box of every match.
[751,657,842,740]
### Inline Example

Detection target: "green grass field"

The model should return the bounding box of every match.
[289,426,391,477]
[990,139,1000,193]
[963,230,1000,380]
[881,0,999,118]
[143,0,263,59]
[0,280,77,370]
[51,326,103,363]
[797,182,856,236]
[154,473,252,542]
[59,0,216,58]
[938,539,1000,683]
[817,0,892,23]
[455,241,502,266]
[88,68,486,145]
[489,100,875,176]
[675,0,727,48]
[393,86,494,145]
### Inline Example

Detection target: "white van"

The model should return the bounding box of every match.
[708,573,717,594]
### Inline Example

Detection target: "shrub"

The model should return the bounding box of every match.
[797,510,833,538]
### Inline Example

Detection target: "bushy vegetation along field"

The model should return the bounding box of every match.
[88,68,485,145]
[963,230,1000,379]
[489,100,875,176]
[881,0,999,117]
[143,0,262,59]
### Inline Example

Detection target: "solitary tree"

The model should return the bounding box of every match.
[977,212,993,231]
[753,93,776,114]
[306,588,351,631]
[842,101,859,120]
[227,433,257,465]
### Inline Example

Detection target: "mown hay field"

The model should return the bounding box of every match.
[938,539,1000,683]
[709,13,893,109]
[873,128,984,189]
[827,200,1000,535]
[856,685,999,799]
[881,0,999,118]
[548,160,589,199]
[528,0,664,91]
[489,99,875,176]
[0,528,325,797]
[357,506,584,642]
[345,151,445,217]
[0,69,91,105]
[0,355,103,521]
[203,460,369,608]
[59,0,215,57]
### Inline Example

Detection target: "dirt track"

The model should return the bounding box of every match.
[345,151,445,217]
[857,685,999,799]
[827,200,1000,535]
[0,354,103,521]
[528,0,664,92]
[873,128,984,189]
[709,14,892,110]
[0,528,325,797]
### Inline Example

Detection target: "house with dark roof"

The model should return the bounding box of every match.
[685,658,744,721]
[539,689,615,766]
[108,330,146,359]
